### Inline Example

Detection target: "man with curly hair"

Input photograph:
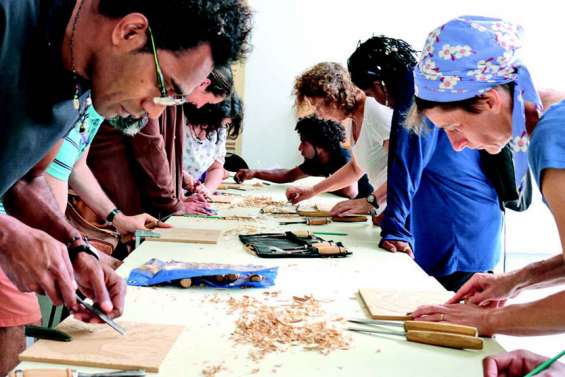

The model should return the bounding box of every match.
[0,0,252,373]
[235,116,374,199]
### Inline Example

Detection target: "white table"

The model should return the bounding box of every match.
[18,180,510,376]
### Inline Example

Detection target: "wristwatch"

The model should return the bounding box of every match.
[367,194,379,209]
[67,236,100,262]
[106,208,121,224]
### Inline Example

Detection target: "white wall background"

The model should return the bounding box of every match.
[240,0,564,257]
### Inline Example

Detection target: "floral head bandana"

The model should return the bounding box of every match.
[414,15,541,191]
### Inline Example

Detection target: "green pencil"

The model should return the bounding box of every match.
[183,214,223,219]
[524,350,565,377]
[313,231,348,236]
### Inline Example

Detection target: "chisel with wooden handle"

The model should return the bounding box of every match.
[280,217,332,225]
[348,319,478,337]
[348,328,483,350]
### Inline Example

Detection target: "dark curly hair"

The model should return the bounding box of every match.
[348,36,417,97]
[184,92,244,142]
[206,66,234,98]
[293,62,361,116]
[294,116,345,153]
[98,0,253,66]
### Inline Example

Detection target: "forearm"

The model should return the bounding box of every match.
[332,183,358,199]
[3,176,80,243]
[489,290,565,336]
[253,169,297,184]
[69,164,116,219]
[512,254,565,292]
[312,161,364,195]
[203,163,225,192]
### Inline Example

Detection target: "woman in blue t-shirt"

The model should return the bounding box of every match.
[408,16,565,338]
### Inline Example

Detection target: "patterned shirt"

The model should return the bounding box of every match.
[183,126,227,180]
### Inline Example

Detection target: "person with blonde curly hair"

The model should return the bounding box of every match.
[287,62,392,222]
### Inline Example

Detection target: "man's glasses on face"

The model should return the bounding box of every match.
[148,27,187,106]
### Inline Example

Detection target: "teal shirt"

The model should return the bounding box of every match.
[0,105,103,215]
[45,104,104,182]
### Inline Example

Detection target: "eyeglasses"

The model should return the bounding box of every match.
[148,27,187,106]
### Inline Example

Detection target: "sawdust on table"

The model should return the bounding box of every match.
[202,363,226,377]
[230,196,287,209]
[222,294,350,362]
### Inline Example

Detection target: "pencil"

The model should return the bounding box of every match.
[524,350,565,377]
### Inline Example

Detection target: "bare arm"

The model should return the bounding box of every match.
[203,160,227,193]
[70,148,166,234]
[69,146,116,220]
[311,158,365,195]
[3,140,81,243]
[237,167,307,184]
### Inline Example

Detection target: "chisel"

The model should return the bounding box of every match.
[348,319,478,336]
[279,217,332,225]
[348,327,483,350]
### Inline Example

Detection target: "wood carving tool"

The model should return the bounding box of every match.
[348,319,478,337]
[75,293,126,336]
[9,370,146,377]
[279,217,332,225]
[347,319,483,350]
[24,325,72,342]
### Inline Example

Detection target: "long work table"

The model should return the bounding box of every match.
[17,179,513,376]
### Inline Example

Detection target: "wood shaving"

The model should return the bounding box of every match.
[202,363,226,377]
[225,295,350,361]
[231,196,287,209]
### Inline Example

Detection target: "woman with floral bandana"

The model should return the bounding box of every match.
[409,16,565,338]
[348,36,506,292]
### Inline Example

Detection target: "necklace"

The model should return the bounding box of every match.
[69,0,91,133]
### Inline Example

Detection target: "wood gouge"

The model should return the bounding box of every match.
[348,319,478,337]
[348,327,483,350]
[279,217,332,225]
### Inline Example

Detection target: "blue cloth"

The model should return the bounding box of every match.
[529,100,565,192]
[414,15,541,193]
[381,72,503,277]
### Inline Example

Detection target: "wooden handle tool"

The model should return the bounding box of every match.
[311,242,347,255]
[405,330,483,350]
[9,370,73,377]
[403,321,478,337]
[348,328,483,350]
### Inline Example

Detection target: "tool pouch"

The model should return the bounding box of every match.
[239,232,351,258]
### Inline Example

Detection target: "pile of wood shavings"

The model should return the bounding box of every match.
[231,196,287,209]
[226,295,350,361]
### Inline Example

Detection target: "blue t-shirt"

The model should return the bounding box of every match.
[529,100,565,192]
[381,72,502,277]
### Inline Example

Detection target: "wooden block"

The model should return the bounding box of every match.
[20,319,184,373]
[152,228,222,244]
[359,288,452,320]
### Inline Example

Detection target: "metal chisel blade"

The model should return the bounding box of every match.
[76,294,126,336]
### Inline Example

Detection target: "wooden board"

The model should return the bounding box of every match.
[359,288,452,320]
[152,228,222,244]
[20,319,184,372]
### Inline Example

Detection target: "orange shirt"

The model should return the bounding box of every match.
[0,268,41,327]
